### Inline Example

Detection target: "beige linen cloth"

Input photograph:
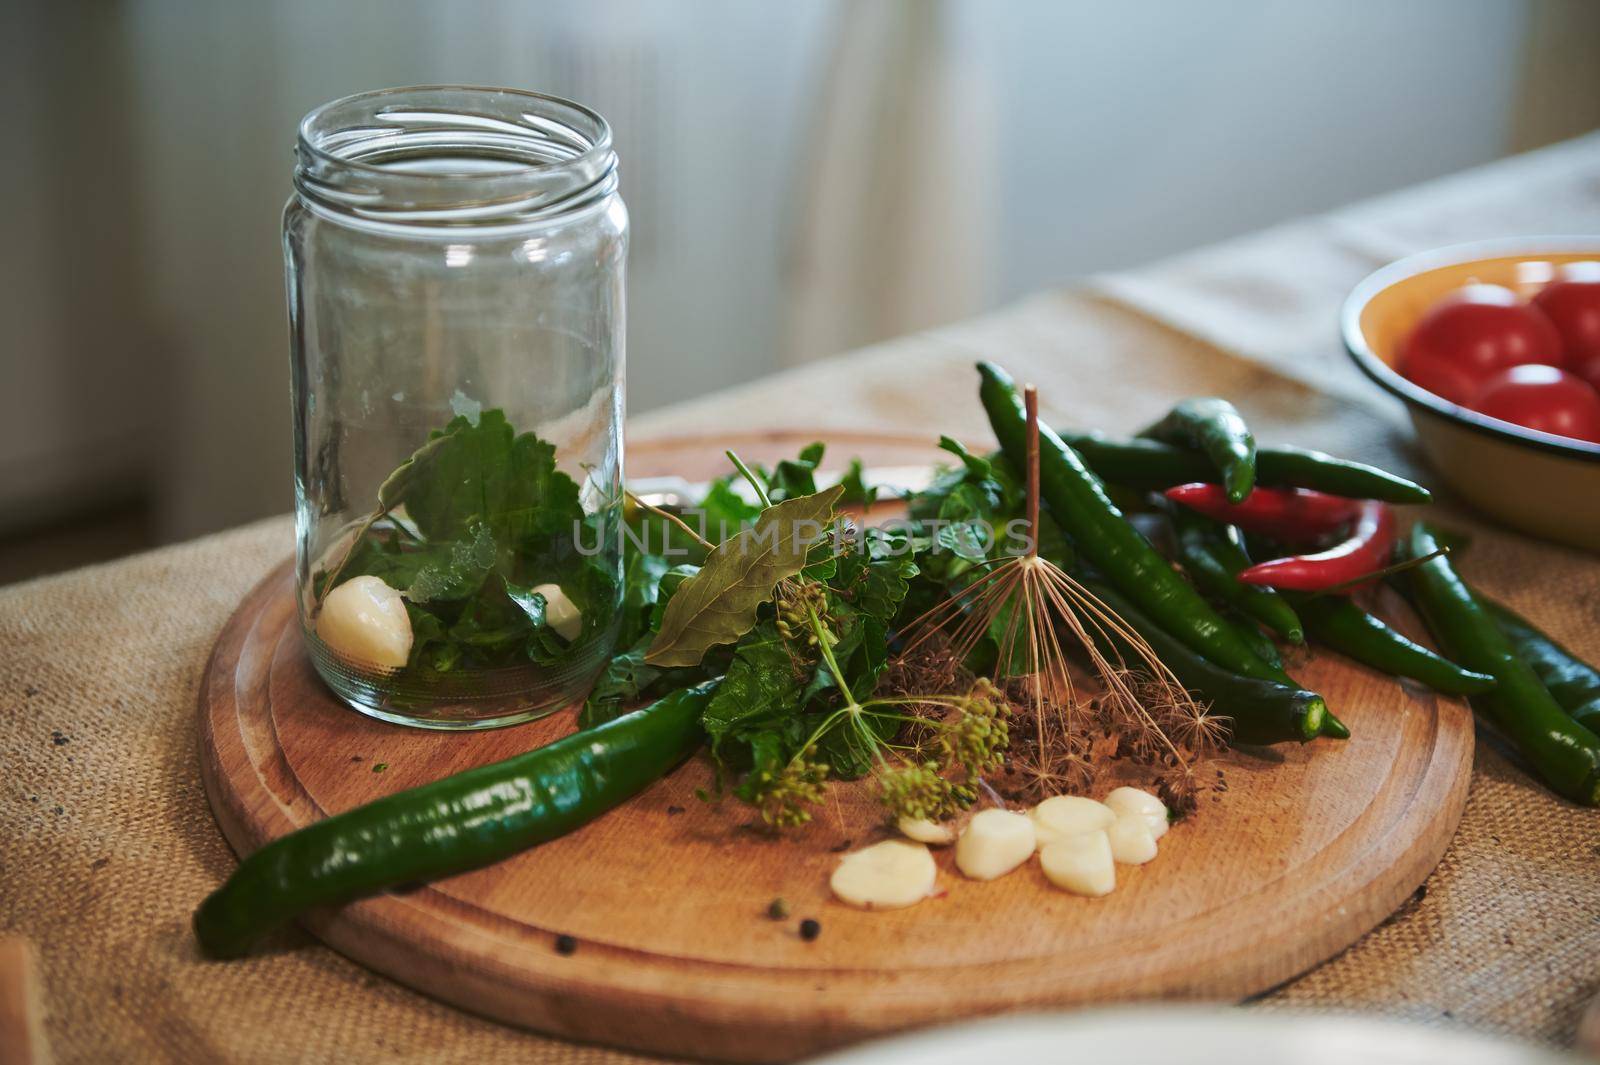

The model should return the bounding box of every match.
[6,135,1600,1063]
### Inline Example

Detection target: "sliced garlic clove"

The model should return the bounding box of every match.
[1030,796,1115,847]
[829,839,938,909]
[529,582,583,641]
[1104,785,1169,840]
[1107,813,1159,865]
[897,816,955,846]
[1039,830,1116,897]
[955,808,1036,881]
[317,575,413,670]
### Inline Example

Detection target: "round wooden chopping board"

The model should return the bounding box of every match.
[198,430,1475,1063]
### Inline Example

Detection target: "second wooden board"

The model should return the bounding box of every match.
[198,430,1475,1063]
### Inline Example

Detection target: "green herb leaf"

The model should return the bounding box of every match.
[695,479,762,544]
[645,485,844,667]
[579,638,659,727]
[402,409,583,549]
[377,426,463,511]
[701,622,807,753]
[406,523,498,604]
[836,458,879,508]
[649,564,700,630]
[769,441,825,501]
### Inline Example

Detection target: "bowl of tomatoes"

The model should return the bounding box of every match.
[1343,238,1600,550]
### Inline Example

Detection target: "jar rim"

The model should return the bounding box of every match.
[293,85,619,227]
[297,84,613,179]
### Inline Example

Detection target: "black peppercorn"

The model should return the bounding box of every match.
[799,918,821,941]
[554,934,577,955]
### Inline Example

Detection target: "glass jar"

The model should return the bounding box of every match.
[284,86,627,729]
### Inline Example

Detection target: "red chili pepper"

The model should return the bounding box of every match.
[1162,483,1363,542]
[1235,500,1397,592]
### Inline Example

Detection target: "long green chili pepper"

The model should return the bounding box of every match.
[1289,593,1496,696]
[1060,431,1431,504]
[194,682,716,958]
[1226,608,1283,671]
[1483,598,1600,734]
[1163,503,1304,643]
[1403,524,1600,805]
[977,362,1287,686]
[1139,397,1258,503]
[1080,577,1329,743]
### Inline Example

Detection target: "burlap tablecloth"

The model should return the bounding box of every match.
[6,134,1600,1063]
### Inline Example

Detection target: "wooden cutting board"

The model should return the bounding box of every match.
[198,430,1475,1063]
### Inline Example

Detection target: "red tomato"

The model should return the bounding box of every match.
[1576,357,1600,395]
[1399,283,1564,405]
[1470,364,1600,444]
[1532,263,1600,372]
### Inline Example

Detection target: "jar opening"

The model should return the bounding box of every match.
[295,86,618,228]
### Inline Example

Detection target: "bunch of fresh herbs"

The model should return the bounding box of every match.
[314,407,617,676]
[580,442,1010,828]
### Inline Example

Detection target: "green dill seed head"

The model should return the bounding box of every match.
[751,747,830,829]
[876,761,958,822]
[939,682,1011,784]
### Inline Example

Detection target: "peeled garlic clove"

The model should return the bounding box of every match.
[1107,814,1158,865]
[529,582,583,641]
[1040,831,1116,897]
[1104,786,1169,840]
[830,840,938,909]
[317,575,413,670]
[955,808,1036,881]
[897,816,955,846]
[1030,796,1115,847]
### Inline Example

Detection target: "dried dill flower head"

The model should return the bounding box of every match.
[749,747,830,829]
[1157,763,1201,816]
[877,761,962,822]
[1164,699,1230,759]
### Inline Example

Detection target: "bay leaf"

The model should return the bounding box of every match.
[645,484,843,667]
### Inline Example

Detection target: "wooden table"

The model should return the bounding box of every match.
[4,133,1600,1064]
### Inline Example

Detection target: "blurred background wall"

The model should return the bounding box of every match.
[2,0,1598,582]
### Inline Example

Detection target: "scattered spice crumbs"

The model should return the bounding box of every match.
[828,839,853,853]
[666,805,685,816]
[766,898,789,920]
[372,763,388,773]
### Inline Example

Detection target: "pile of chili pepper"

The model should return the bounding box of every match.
[981,364,1494,746]
[1037,377,1600,805]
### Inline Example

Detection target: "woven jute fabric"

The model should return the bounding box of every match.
[6,135,1600,1062]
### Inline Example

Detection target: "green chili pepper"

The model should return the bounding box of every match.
[1290,593,1495,696]
[1139,398,1257,503]
[1483,598,1600,734]
[1225,609,1283,670]
[1060,432,1431,504]
[1080,577,1329,743]
[1163,503,1304,643]
[977,362,1287,686]
[1403,524,1600,805]
[194,682,716,958]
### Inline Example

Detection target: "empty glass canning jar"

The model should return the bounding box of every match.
[284,86,627,729]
